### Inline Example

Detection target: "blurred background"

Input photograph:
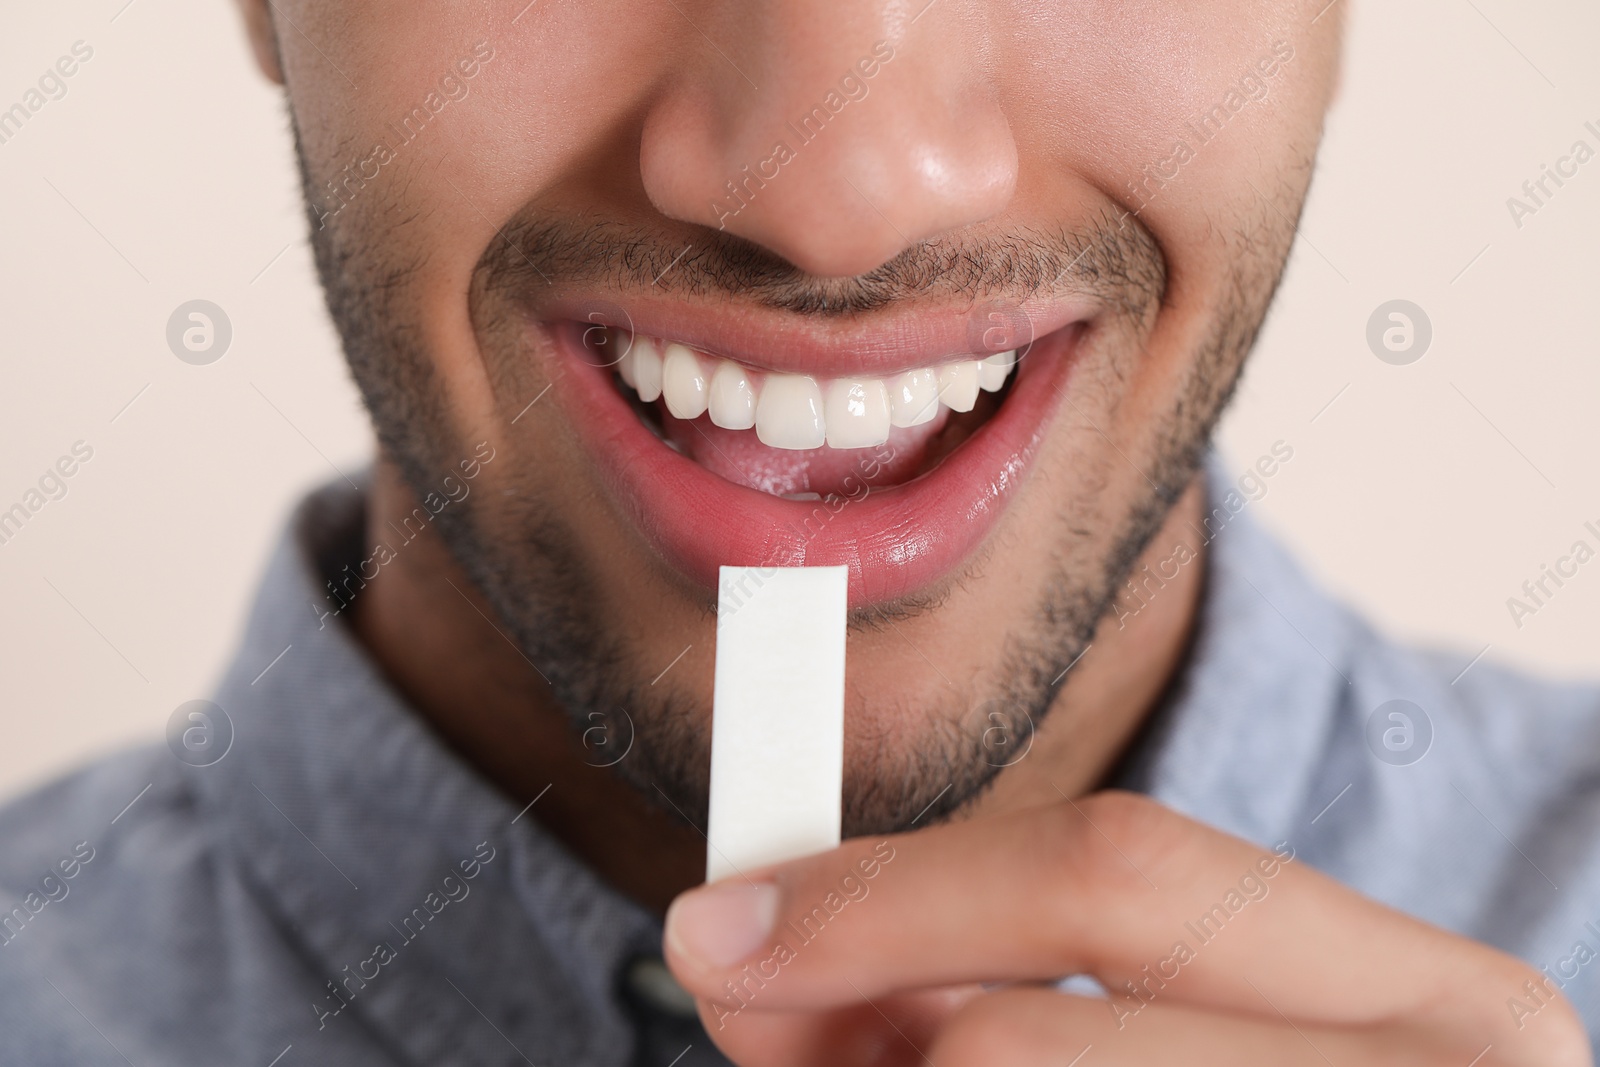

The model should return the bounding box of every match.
[1,0,1596,801]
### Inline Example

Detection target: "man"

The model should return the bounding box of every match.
[0,0,1595,1063]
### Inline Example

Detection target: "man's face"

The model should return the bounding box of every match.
[258,0,1340,832]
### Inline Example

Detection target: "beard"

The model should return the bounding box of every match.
[298,131,1301,839]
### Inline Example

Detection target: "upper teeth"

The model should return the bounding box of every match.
[607,332,1017,450]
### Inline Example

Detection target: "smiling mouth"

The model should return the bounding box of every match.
[549,311,1085,606]
[598,329,1019,499]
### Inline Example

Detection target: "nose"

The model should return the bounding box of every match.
[638,3,1017,279]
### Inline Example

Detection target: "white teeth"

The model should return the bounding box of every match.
[608,333,1019,449]
[825,378,892,449]
[631,336,663,403]
[889,368,939,428]
[612,331,638,389]
[978,349,1017,392]
[756,374,826,450]
[661,343,709,420]
[938,360,981,413]
[708,361,757,430]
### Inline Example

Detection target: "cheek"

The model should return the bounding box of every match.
[288,1,675,247]
[1000,0,1339,221]
[284,0,692,435]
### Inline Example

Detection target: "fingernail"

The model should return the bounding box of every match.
[665,881,780,969]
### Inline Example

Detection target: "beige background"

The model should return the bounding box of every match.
[1,0,1596,802]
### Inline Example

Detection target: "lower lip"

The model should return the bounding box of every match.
[548,322,1084,607]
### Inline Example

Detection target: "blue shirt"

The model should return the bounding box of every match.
[2,463,1597,1063]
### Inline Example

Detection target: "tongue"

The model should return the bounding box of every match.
[660,405,951,497]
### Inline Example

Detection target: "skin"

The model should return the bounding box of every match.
[234,0,1591,1061]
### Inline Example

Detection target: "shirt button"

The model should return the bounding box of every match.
[624,954,699,1020]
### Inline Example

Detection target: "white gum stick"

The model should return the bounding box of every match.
[706,565,848,883]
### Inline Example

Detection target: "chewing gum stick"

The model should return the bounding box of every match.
[706,566,848,883]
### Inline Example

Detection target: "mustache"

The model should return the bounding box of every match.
[477,209,1166,318]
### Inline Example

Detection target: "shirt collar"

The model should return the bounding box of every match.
[194,479,659,1066]
[1117,455,1358,849]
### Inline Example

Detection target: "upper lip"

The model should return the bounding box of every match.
[536,290,1098,378]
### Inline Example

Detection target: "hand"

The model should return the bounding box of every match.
[664,792,1591,1066]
